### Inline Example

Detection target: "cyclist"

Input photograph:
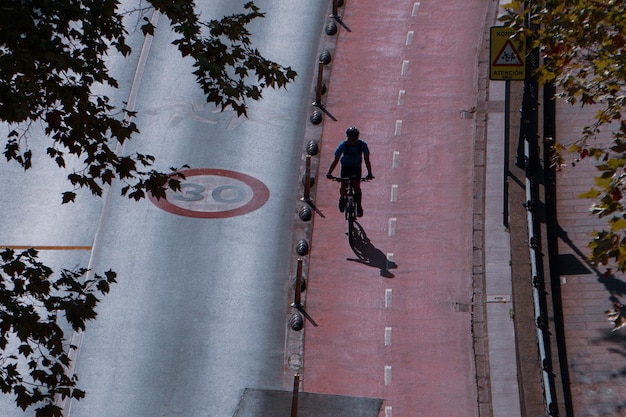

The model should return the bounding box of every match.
[326,126,373,217]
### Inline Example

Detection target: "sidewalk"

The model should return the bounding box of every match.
[295,1,525,416]
[553,98,626,415]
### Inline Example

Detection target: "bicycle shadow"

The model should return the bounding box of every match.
[347,221,397,278]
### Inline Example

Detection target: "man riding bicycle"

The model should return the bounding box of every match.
[326,126,373,217]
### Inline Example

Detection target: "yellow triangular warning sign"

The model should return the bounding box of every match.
[493,40,523,66]
[490,27,525,80]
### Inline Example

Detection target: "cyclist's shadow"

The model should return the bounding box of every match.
[347,221,397,278]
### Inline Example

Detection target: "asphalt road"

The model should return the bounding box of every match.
[0,1,328,416]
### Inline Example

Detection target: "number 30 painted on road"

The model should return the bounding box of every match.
[173,183,245,203]
[149,169,270,218]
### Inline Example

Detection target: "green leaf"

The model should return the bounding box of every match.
[578,188,601,199]
[594,175,613,189]
[610,217,626,232]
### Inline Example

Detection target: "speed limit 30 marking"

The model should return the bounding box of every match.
[149,168,270,218]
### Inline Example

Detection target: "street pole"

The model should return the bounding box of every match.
[504,79,510,228]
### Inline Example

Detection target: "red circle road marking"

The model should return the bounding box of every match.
[148,168,270,218]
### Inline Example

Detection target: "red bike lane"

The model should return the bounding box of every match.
[302,1,491,416]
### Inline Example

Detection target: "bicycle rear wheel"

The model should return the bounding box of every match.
[344,197,354,221]
[345,198,356,241]
[348,218,355,242]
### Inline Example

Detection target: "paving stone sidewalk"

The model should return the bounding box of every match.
[553,100,626,417]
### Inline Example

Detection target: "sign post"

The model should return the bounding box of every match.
[490,27,525,227]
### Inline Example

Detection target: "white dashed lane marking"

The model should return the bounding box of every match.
[385,327,392,346]
[394,120,402,136]
[388,218,397,236]
[401,60,409,76]
[397,89,405,106]
[385,289,393,308]
[412,2,420,16]
[406,31,414,46]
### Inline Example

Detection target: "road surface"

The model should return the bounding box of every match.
[0,1,328,416]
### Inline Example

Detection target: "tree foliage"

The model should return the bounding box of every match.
[0,1,296,415]
[501,1,626,270]
[0,248,116,417]
[0,0,296,203]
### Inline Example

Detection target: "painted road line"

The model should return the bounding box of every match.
[406,31,414,46]
[385,327,392,346]
[397,90,405,106]
[392,151,400,168]
[385,289,393,308]
[384,365,392,385]
[391,185,398,202]
[3,245,92,251]
[388,218,397,236]
[394,120,402,136]
[401,60,409,76]
[60,11,161,417]
[412,2,420,16]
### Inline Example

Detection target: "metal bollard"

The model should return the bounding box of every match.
[302,155,312,201]
[291,374,300,417]
[295,239,309,256]
[292,259,304,307]
[330,0,340,19]
[298,205,312,221]
[319,50,332,65]
[310,110,322,125]
[306,140,319,156]
[313,62,324,106]
[289,312,304,331]
[325,20,337,36]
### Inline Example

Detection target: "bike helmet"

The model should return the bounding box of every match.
[346,126,359,140]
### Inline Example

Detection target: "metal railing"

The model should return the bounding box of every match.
[523,138,558,416]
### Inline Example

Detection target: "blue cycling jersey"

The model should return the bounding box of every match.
[335,140,369,168]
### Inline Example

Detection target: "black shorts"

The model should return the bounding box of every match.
[340,165,361,179]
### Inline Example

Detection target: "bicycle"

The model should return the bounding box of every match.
[330,176,371,240]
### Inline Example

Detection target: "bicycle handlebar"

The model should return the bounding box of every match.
[328,176,373,182]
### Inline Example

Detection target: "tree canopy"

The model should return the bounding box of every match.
[0,249,116,417]
[1,0,296,203]
[501,1,626,271]
[0,1,296,415]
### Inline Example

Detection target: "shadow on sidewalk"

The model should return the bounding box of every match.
[598,272,626,303]
[559,225,626,335]
[559,225,626,300]
[347,221,397,278]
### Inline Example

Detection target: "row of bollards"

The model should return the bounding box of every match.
[290,0,345,334]
[289,1,345,415]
